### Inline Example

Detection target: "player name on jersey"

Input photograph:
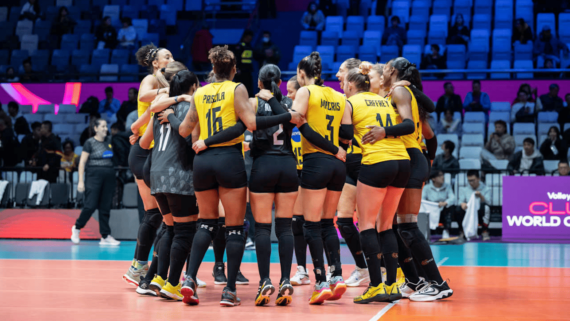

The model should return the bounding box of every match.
[364,99,389,108]
[320,99,341,111]
[202,92,226,104]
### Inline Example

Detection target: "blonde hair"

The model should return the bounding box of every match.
[346,61,372,92]
[156,61,188,88]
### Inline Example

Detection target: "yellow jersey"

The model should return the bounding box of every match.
[291,127,303,170]
[194,81,244,147]
[137,92,154,149]
[350,92,409,165]
[302,85,346,156]
[389,86,422,151]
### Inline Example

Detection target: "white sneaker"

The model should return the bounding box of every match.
[326,266,332,282]
[400,278,428,298]
[100,235,120,246]
[290,266,311,286]
[196,277,206,288]
[442,229,450,239]
[345,266,370,287]
[245,237,255,250]
[71,225,80,244]
[409,280,453,302]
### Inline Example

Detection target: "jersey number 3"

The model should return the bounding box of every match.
[206,106,223,137]
[324,115,334,142]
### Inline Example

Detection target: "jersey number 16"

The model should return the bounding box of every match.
[206,106,223,137]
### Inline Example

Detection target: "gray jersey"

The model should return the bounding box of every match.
[150,102,195,195]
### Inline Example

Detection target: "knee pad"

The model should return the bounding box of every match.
[396,222,418,248]
[336,217,357,239]
[359,229,380,256]
[274,218,293,239]
[226,225,245,242]
[144,208,163,230]
[292,215,305,236]
[303,221,321,243]
[198,219,219,239]
[254,222,272,237]
[320,219,337,237]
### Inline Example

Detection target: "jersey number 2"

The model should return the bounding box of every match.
[273,124,284,145]
[158,124,171,151]
[206,106,223,137]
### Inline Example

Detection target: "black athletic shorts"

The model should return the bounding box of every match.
[406,148,429,189]
[345,153,362,186]
[154,193,199,217]
[301,152,346,192]
[249,154,299,193]
[128,139,149,180]
[143,148,152,188]
[358,160,411,188]
[193,143,247,192]
[297,169,302,186]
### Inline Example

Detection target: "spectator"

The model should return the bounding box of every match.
[60,140,78,174]
[78,96,100,114]
[3,67,19,82]
[537,58,559,79]
[463,80,491,113]
[50,6,76,36]
[0,118,19,167]
[512,18,533,44]
[99,87,121,117]
[382,16,407,50]
[435,109,463,136]
[37,120,62,183]
[125,109,138,134]
[20,58,39,82]
[481,120,516,162]
[507,137,545,175]
[117,88,138,126]
[421,44,446,78]
[80,113,101,146]
[536,84,564,112]
[560,93,570,124]
[111,122,130,169]
[422,170,456,239]
[18,121,41,167]
[20,0,41,21]
[95,16,118,49]
[513,83,537,104]
[234,30,255,96]
[456,170,491,241]
[118,17,137,49]
[436,82,463,114]
[511,90,536,123]
[301,1,325,31]
[432,140,460,174]
[540,126,568,161]
[558,160,569,176]
[7,101,31,136]
[254,31,281,67]
[191,24,213,72]
[533,25,569,64]
[447,14,470,46]
[0,105,12,130]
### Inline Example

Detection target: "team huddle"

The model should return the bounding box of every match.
[121,43,453,307]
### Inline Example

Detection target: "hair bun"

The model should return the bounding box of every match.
[358,62,372,75]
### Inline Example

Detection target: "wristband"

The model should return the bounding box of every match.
[174,96,178,103]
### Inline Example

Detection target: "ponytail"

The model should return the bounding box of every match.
[155,61,187,89]
[298,51,324,86]
[258,64,283,102]
[169,70,199,97]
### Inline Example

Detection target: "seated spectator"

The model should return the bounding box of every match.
[481,120,515,162]
[421,44,446,78]
[60,140,78,173]
[540,126,568,161]
[20,58,39,82]
[536,84,564,112]
[20,0,41,21]
[37,121,62,183]
[3,67,19,82]
[254,31,281,67]
[7,101,31,136]
[99,87,121,117]
[50,6,76,36]
[512,18,533,44]
[560,93,570,124]
[533,25,569,64]
[0,118,20,167]
[507,137,545,175]
[558,160,570,176]
[422,170,456,239]
[537,58,559,79]
[432,140,460,174]
[463,80,491,113]
[117,88,138,127]
[18,121,41,167]
[95,16,118,49]
[511,90,536,123]
[382,16,407,50]
[0,105,11,129]
[512,83,537,104]
[456,170,491,241]
[447,14,470,46]
[79,96,100,114]
[564,126,570,147]
[436,109,463,136]
[118,17,137,49]
[301,1,325,31]
[436,82,463,114]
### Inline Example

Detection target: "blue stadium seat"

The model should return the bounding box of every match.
[463,123,485,135]
[474,0,492,15]
[411,1,430,22]
[470,29,490,61]
[363,30,381,47]
[337,45,356,62]
[148,19,166,39]
[428,29,446,45]
[299,31,317,48]
[466,60,487,79]
[464,112,486,123]
[61,34,79,51]
[111,49,129,65]
[148,0,166,6]
[402,44,422,67]
[0,6,7,22]
[514,60,533,78]
[0,21,14,42]
[408,15,428,31]
[24,113,44,124]
[472,14,491,34]
[92,0,110,8]
[537,112,558,123]
[120,64,139,81]
[129,0,146,6]
[36,104,54,114]
[58,104,77,114]
[429,15,448,36]
[444,61,464,79]
[122,5,140,20]
[100,63,119,81]
[491,102,511,112]
[321,31,339,46]
[459,159,481,170]
[492,29,512,61]
[433,0,452,19]
[0,50,9,65]
[65,114,88,124]
[516,1,534,29]
[9,6,20,23]
[490,60,511,79]
[141,33,159,46]
[494,0,514,29]
[73,20,91,35]
[366,16,385,34]
[168,0,184,11]
[52,50,71,71]
[514,134,537,148]
[488,111,510,124]
[44,114,63,124]
[132,19,149,40]
[407,29,426,46]
[20,34,38,52]
[325,16,343,34]
[560,13,570,43]
[80,33,95,51]
[71,49,90,67]
[346,16,364,38]
[102,5,121,26]
[536,13,555,38]
[391,1,410,23]
[67,6,81,22]
[459,146,483,159]
[111,0,128,5]
[91,49,110,68]
[341,31,360,49]
[447,44,466,63]
[291,45,312,67]
[514,41,533,60]
[380,45,399,61]
[10,49,29,68]
[316,45,334,69]
[30,50,50,71]
[538,123,559,136]
[79,64,99,82]
[453,0,471,20]
[33,20,51,41]
[359,45,378,63]
[160,5,177,26]
[513,123,535,135]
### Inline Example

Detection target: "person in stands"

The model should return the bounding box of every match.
[481,120,515,163]
[558,160,569,176]
[436,82,463,114]
[455,170,491,241]
[99,86,121,117]
[539,126,568,161]
[435,109,462,136]
[507,138,545,175]
[301,1,325,31]
[536,84,564,112]
[432,140,460,175]
[422,170,456,239]
[511,90,536,123]
[463,80,490,113]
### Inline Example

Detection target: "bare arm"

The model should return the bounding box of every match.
[130,107,151,135]
[179,95,199,138]
[422,119,434,139]
[291,87,309,117]
[393,87,414,121]
[77,151,89,192]
[341,99,352,125]
[139,118,154,149]
[149,93,179,113]
[138,75,164,103]
[192,121,200,144]
[234,84,258,131]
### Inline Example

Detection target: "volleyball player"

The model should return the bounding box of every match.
[123,44,174,287]
[177,46,302,307]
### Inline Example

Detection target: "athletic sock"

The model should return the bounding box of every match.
[379,229,399,286]
[187,219,218,280]
[397,222,444,284]
[292,215,307,269]
[135,208,162,261]
[321,219,342,277]
[168,221,196,286]
[254,222,272,280]
[225,225,245,291]
[275,218,294,283]
[143,252,159,282]
[359,229,382,287]
[394,223,421,284]
[213,217,226,264]
[337,217,367,269]
[303,220,326,283]
[413,252,429,280]
[157,225,175,280]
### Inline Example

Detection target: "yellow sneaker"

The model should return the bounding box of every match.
[396,268,405,286]
[309,282,332,305]
[385,283,402,302]
[353,284,386,304]
[160,282,183,300]
[149,275,166,296]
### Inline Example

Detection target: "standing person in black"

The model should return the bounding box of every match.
[233,30,255,96]
[117,88,138,127]
[37,121,61,183]
[71,119,120,246]
[19,121,41,166]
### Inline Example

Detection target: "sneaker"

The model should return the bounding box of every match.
[326,266,332,282]
[136,278,156,296]
[291,266,311,286]
[236,270,249,285]
[71,226,80,244]
[385,283,403,302]
[220,287,241,307]
[123,261,149,287]
[442,229,450,239]
[196,277,206,288]
[395,268,405,287]
[345,266,370,287]
[328,275,347,300]
[400,278,428,299]
[99,235,120,246]
[213,262,227,285]
[309,281,333,305]
[181,278,199,305]
[254,278,275,306]
[160,282,183,300]
[409,280,453,302]
[245,237,255,250]
[149,275,166,296]
[275,279,294,306]
[482,231,490,241]
[353,284,385,304]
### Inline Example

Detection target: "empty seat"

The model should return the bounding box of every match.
[36,104,54,114]
[460,146,482,159]
[514,134,537,147]
[463,123,485,134]
[122,183,138,208]
[23,113,44,124]
[100,63,119,81]
[79,64,99,82]
[53,124,74,136]
[58,104,77,114]
[341,31,360,48]
[474,0,492,15]
[408,15,428,31]
[491,102,511,112]
[381,45,399,60]
[514,60,533,78]
[459,159,482,169]
[0,7,7,22]
[51,50,71,71]
[122,5,140,20]
[514,41,533,60]
[544,160,559,174]
[472,14,491,33]
[337,45,356,62]
[391,1,410,23]
[494,1,513,29]
[320,31,339,47]
[490,60,511,79]
[402,44,422,67]
[346,16,364,38]
[160,4,177,26]
[120,64,139,81]
[367,15,385,34]
[71,49,90,67]
[492,29,512,61]
[407,29,426,46]
[489,159,509,170]
[73,20,91,35]
[33,20,51,41]
[0,49,7,65]
[293,45,312,62]
[65,114,88,124]
[20,34,38,52]
[537,112,558,123]
[19,105,33,114]
[111,49,129,64]
[316,45,334,69]
[132,19,148,40]
[462,134,484,147]
[538,123,559,136]
[61,34,79,51]
[299,31,317,48]
[80,33,95,51]
[91,49,110,68]
[447,44,466,63]
[359,45,377,63]
[513,123,535,135]
[15,20,33,40]
[470,29,490,55]
[433,0,452,18]
[560,13,570,43]
[464,112,485,123]
[411,1,430,22]
[325,16,343,34]
[488,111,510,124]
[10,50,29,68]
[27,183,50,208]
[466,60,487,79]
[141,32,159,46]
[362,30,381,48]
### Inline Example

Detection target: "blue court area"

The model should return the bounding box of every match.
[1,240,569,268]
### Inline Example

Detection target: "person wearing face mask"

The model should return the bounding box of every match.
[540,126,568,161]
[301,2,325,31]
[533,25,569,64]
[254,31,281,67]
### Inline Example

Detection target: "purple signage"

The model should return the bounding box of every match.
[503,176,570,243]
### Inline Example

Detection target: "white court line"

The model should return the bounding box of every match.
[437,257,449,266]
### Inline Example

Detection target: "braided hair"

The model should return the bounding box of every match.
[136,44,165,74]
[258,64,283,102]
[387,57,427,120]
[297,51,324,86]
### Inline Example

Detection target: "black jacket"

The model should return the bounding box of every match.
[19,133,40,165]
[539,138,568,161]
[436,94,463,114]
[507,151,545,175]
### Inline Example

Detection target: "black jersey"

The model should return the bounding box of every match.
[150,102,196,195]
[250,96,295,158]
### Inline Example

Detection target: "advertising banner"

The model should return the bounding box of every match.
[503,176,570,243]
